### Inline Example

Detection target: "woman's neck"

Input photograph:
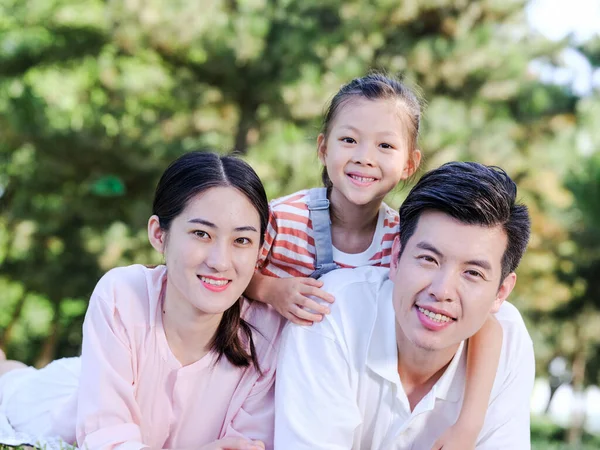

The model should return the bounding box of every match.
[161,282,223,366]
[329,188,382,254]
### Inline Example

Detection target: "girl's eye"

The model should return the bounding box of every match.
[380,142,394,149]
[341,137,356,144]
[235,237,252,245]
[194,230,210,239]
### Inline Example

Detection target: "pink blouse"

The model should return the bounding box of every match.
[60,264,283,450]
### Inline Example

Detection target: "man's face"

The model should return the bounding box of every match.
[390,210,516,353]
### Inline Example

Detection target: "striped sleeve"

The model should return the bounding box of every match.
[257,190,317,279]
[369,205,399,268]
[257,204,278,269]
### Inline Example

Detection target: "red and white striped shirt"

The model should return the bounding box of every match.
[257,189,399,279]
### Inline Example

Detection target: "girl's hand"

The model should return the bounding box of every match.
[265,276,335,326]
[199,437,265,450]
[430,423,477,450]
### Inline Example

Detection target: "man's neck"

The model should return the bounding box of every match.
[396,328,460,411]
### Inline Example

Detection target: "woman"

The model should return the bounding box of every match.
[0,152,283,450]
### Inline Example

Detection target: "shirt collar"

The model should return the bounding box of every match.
[365,276,466,403]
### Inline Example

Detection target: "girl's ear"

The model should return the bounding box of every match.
[402,149,422,179]
[148,215,166,254]
[317,133,327,165]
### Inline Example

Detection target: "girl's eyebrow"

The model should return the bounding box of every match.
[188,218,258,233]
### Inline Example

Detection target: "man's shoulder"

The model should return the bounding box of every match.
[306,267,388,341]
[496,301,533,346]
[494,301,535,390]
[319,266,389,295]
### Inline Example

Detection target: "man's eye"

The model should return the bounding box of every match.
[419,255,436,263]
[466,270,483,278]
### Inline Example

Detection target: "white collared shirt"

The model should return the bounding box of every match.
[274,267,535,450]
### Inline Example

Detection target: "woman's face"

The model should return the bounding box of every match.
[149,186,262,317]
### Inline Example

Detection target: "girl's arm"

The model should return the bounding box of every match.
[245,271,334,326]
[432,314,503,450]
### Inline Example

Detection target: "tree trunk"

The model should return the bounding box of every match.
[567,349,587,445]
[34,301,61,368]
[0,293,27,350]
[233,102,258,155]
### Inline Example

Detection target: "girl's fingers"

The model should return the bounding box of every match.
[286,311,315,327]
[301,277,324,287]
[301,286,335,304]
[291,304,324,323]
[295,294,331,315]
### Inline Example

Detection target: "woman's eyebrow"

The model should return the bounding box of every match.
[188,218,258,233]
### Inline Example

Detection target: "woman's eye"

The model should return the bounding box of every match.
[194,230,209,239]
[235,237,252,245]
[341,137,356,144]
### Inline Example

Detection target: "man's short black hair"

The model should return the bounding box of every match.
[398,161,531,282]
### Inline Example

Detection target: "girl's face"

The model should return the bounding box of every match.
[148,186,262,318]
[318,97,421,209]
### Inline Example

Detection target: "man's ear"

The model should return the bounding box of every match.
[390,236,402,277]
[317,133,327,165]
[148,215,166,254]
[402,149,422,179]
[491,272,517,313]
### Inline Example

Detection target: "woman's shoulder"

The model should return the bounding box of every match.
[241,300,285,357]
[91,264,166,320]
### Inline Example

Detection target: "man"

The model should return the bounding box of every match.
[274,162,534,449]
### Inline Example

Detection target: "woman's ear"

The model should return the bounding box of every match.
[148,215,166,254]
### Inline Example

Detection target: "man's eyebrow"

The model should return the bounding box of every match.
[187,218,258,233]
[416,241,492,271]
[415,241,443,257]
[465,259,492,272]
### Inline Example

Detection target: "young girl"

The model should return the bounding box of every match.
[0,152,283,450]
[246,74,503,449]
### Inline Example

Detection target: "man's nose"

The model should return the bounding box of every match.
[427,268,458,303]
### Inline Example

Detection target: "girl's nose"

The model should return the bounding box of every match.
[351,142,375,166]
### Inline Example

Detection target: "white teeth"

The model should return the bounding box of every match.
[200,276,228,286]
[418,307,452,323]
[349,174,375,183]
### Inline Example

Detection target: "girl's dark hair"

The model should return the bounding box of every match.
[152,151,269,370]
[320,73,423,187]
[398,162,531,283]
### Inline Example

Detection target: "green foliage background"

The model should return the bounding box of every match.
[1,0,599,445]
